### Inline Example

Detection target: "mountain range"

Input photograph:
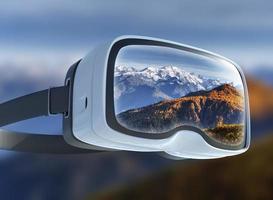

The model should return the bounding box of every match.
[114,66,226,113]
[117,84,244,134]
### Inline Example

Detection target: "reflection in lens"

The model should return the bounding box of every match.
[113,45,245,146]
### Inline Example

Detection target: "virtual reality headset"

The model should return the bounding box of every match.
[0,36,251,159]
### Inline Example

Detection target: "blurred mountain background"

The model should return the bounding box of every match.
[0,0,273,200]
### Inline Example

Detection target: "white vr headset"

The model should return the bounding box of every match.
[0,36,251,159]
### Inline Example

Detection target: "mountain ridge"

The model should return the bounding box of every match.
[117,83,244,133]
[114,65,226,113]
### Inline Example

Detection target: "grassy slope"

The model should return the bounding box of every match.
[205,124,244,145]
[91,135,273,200]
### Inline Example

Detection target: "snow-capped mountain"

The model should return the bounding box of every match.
[114,65,225,113]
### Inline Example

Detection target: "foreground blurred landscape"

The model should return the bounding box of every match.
[93,134,273,200]
[1,74,273,200]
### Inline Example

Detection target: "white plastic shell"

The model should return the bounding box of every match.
[72,35,251,159]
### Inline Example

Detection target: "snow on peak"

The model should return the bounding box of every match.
[114,65,227,112]
[115,65,199,82]
[114,65,223,92]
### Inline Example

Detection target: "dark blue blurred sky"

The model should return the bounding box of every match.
[0,0,272,137]
[1,0,273,67]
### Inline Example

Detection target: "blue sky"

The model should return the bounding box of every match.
[0,0,272,135]
[116,45,243,86]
